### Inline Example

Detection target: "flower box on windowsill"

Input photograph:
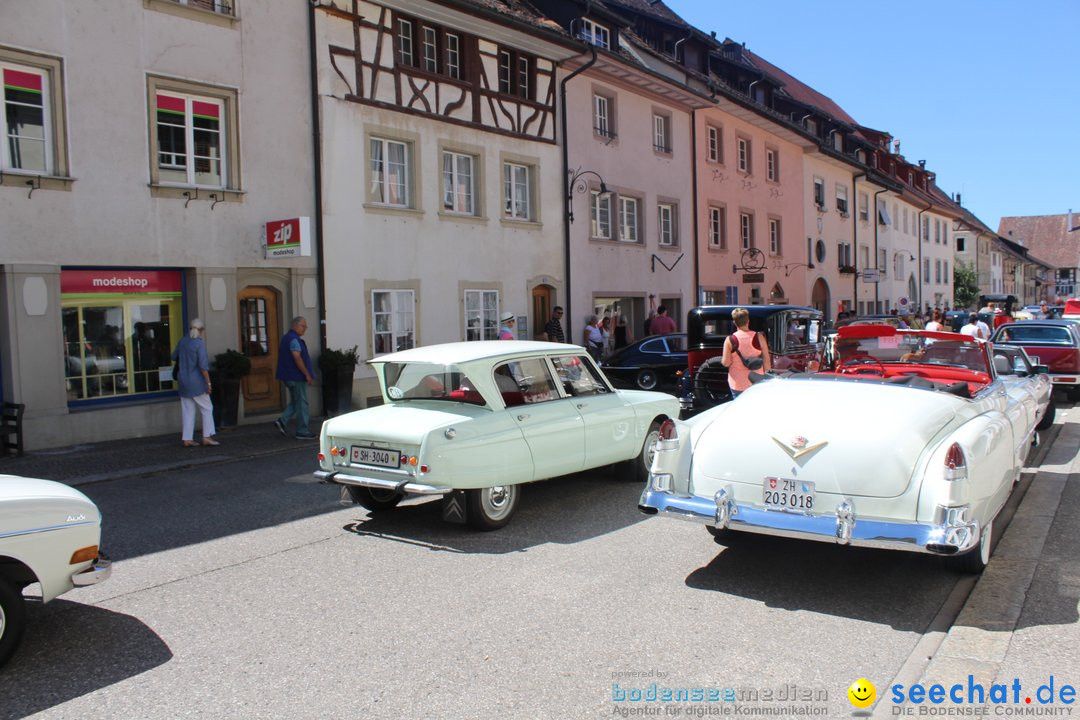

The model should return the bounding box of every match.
[838,265,857,275]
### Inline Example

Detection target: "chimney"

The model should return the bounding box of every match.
[956,193,962,206]
[893,140,901,154]
[918,160,926,169]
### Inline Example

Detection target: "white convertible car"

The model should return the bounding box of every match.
[316,341,679,530]
[639,325,1051,572]
[0,475,111,666]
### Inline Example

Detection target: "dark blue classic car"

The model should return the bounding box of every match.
[601,333,687,391]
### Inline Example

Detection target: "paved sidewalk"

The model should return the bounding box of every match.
[0,417,322,487]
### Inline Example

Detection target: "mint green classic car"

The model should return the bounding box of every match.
[315,341,679,530]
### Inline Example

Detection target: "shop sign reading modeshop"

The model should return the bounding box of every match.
[264,217,311,259]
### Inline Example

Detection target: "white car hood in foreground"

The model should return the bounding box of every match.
[322,402,485,445]
[688,377,964,499]
[0,475,101,534]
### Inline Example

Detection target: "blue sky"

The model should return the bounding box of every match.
[670,0,1080,232]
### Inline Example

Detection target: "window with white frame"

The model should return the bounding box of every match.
[372,289,415,355]
[740,211,753,249]
[370,137,410,207]
[935,259,941,284]
[903,207,909,235]
[922,216,930,242]
[769,218,781,255]
[813,177,825,208]
[579,18,610,48]
[397,19,414,66]
[1,58,61,174]
[445,34,461,80]
[837,242,852,268]
[836,184,848,215]
[877,200,891,226]
[593,94,613,138]
[924,258,930,283]
[956,235,966,252]
[707,125,721,162]
[422,27,438,72]
[442,150,475,214]
[934,219,942,244]
[498,49,533,100]
[942,225,949,247]
[591,190,611,239]
[708,206,726,248]
[878,248,887,272]
[859,192,869,221]
[154,90,225,188]
[860,245,870,272]
[503,161,531,221]
[766,148,777,182]
[943,260,949,281]
[653,114,670,153]
[464,289,499,341]
[619,197,638,242]
[658,203,675,246]
[737,137,751,173]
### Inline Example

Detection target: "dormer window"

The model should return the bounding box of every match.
[580,18,610,49]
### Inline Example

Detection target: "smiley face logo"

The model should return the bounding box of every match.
[847,678,876,709]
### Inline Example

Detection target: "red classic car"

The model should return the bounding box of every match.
[991,320,1080,400]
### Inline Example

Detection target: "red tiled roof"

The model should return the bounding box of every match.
[741,48,859,127]
[998,215,1080,270]
[597,0,687,27]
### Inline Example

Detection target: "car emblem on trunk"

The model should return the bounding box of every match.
[772,435,828,459]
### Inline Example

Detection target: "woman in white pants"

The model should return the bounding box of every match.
[171,318,219,447]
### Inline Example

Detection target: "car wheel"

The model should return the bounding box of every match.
[635,369,659,391]
[693,358,731,408]
[0,576,27,669]
[1037,400,1056,430]
[954,519,993,574]
[1069,387,1080,403]
[345,485,403,512]
[466,485,520,531]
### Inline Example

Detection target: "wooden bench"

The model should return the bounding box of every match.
[1,402,25,457]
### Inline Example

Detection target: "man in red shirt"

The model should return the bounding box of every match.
[648,305,677,335]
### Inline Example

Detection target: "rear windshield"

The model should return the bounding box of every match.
[381,362,485,405]
[996,326,1072,345]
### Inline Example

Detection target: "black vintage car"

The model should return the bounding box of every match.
[601,333,687,391]
[681,305,824,413]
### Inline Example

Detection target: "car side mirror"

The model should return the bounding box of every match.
[1034,364,1049,375]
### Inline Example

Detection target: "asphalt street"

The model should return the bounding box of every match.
[0,406,1076,719]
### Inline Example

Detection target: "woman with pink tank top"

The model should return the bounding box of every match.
[720,307,771,398]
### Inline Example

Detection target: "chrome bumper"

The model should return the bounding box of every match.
[71,553,112,587]
[314,469,450,496]
[639,484,980,555]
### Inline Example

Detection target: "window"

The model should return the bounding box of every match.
[740,211,753,250]
[878,249,886,273]
[837,242,852,268]
[922,216,930,242]
[580,18,610,49]
[464,289,499,341]
[164,0,233,15]
[768,218,781,255]
[370,137,410,207]
[503,162,531,220]
[836,184,848,215]
[877,200,891,226]
[935,259,941,284]
[766,148,778,182]
[942,225,949,246]
[944,261,949,280]
[653,114,670,153]
[737,137,751,173]
[619,197,639,242]
[924,259,931,284]
[957,235,966,252]
[813,177,825,208]
[551,356,609,397]
[860,245,870,273]
[372,289,415,355]
[154,90,225,188]
[498,49,533,99]
[441,151,475,214]
[707,126,721,163]
[1,51,69,181]
[445,34,461,80]
[708,206,726,248]
[594,94,614,138]
[658,203,675,246]
[903,207,909,235]
[859,192,869,221]
[397,19,414,66]
[591,191,611,239]
[934,219,942,244]
[422,27,438,72]
[496,358,559,406]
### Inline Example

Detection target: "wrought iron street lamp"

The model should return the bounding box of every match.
[566,167,611,224]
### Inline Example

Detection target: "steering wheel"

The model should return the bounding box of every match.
[839,356,886,376]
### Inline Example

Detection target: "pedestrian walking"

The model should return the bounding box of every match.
[543,306,565,343]
[274,316,316,440]
[648,305,677,335]
[583,314,605,361]
[171,318,218,447]
[721,307,771,399]
[499,311,516,340]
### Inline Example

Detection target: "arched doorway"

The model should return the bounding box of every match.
[238,286,282,413]
[811,278,831,322]
[532,284,554,340]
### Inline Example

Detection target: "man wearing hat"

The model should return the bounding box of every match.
[499,311,516,340]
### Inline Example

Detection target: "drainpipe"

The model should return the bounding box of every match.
[691,111,700,305]
[852,173,865,313]
[747,79,759,102]
[308,1,327,355]
[561,46,598,342]
[673,27,692,64]
[872,187,887,311]
[916,198,932,313]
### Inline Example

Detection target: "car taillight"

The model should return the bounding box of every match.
[944,442,967,481]
[659,419,677,441]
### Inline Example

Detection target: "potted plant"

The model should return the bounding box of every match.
[318,345,359,417]
[212,349,251,427]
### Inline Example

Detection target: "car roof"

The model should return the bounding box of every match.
[995,319,1077,329]
[366,340,584,366]
[689,305,820,317]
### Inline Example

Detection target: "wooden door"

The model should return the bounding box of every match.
[238,287,281,413]
[532,285,553,340]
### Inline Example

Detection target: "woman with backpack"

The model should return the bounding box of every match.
[720,307,771,399]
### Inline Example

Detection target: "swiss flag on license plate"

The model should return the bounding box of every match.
[769,478,777,489]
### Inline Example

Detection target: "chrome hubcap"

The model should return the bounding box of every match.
[0,603,5,639]
[643,430,660,468]
[481,486,515,520]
